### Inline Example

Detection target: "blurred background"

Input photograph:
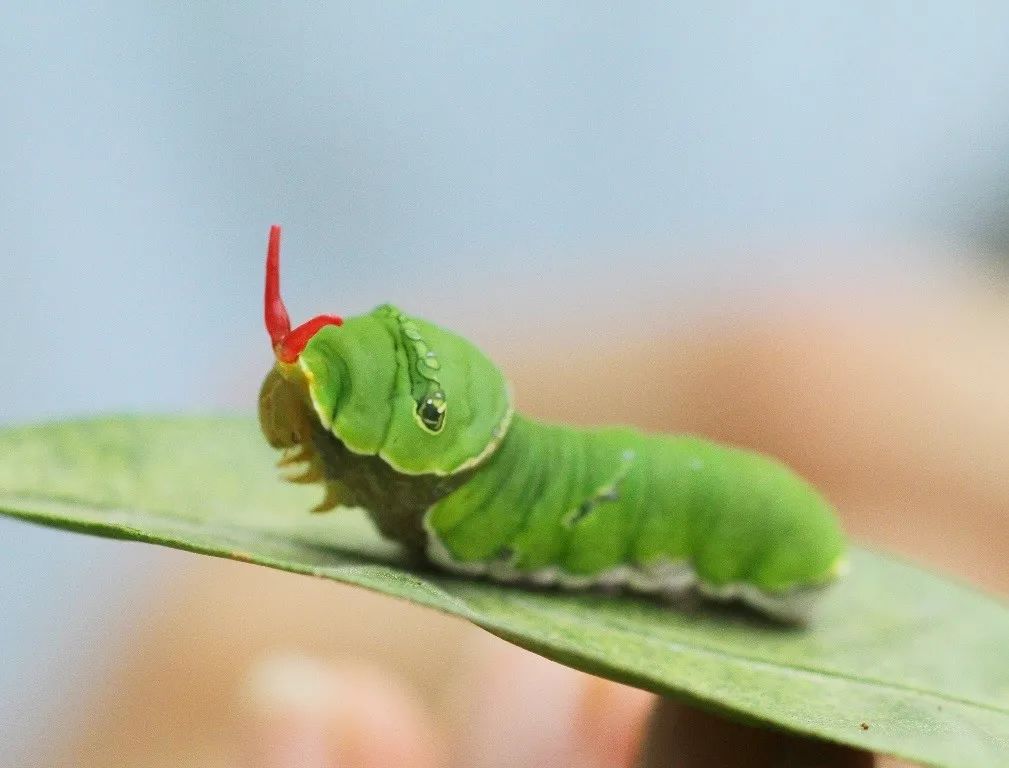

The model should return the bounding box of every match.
[3,4,1009,767]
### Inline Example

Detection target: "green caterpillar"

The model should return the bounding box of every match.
[258,226,846,621]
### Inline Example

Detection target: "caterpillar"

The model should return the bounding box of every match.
[258,226,847,622]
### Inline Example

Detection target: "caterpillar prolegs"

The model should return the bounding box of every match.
[258,226,847,622]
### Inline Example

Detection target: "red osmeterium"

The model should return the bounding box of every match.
[264,225,343,364]
[265,225,291,346]
[278,314,344,363]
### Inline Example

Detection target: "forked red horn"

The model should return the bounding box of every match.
[264,225,343,363]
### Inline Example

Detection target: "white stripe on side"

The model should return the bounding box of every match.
[424,521,841,623]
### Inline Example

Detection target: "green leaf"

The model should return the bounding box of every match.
[1,416,1007,767]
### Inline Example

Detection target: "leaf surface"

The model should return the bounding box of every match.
[1,416,1007,767]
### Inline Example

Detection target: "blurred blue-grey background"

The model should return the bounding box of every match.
[4,4,1009,765]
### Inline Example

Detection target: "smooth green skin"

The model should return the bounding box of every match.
[296,306,510,475]
[1,417,1008,768]
[285,306,843,593]
[430,416,844,591]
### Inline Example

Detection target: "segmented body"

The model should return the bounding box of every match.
[425,416,843,620]
[259,303,846,622]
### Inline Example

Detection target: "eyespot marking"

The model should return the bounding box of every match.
[419,390,447,432]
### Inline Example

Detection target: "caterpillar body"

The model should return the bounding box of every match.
[258,226,846,622]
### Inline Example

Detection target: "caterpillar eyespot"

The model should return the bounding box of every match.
[257,225,847,623]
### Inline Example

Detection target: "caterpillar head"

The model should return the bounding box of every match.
[259,225,512,477]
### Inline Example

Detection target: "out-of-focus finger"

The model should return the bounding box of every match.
[449,638,654,768]
[570,673,655,767]
[240,654,443,768]
[448,642,582,768]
